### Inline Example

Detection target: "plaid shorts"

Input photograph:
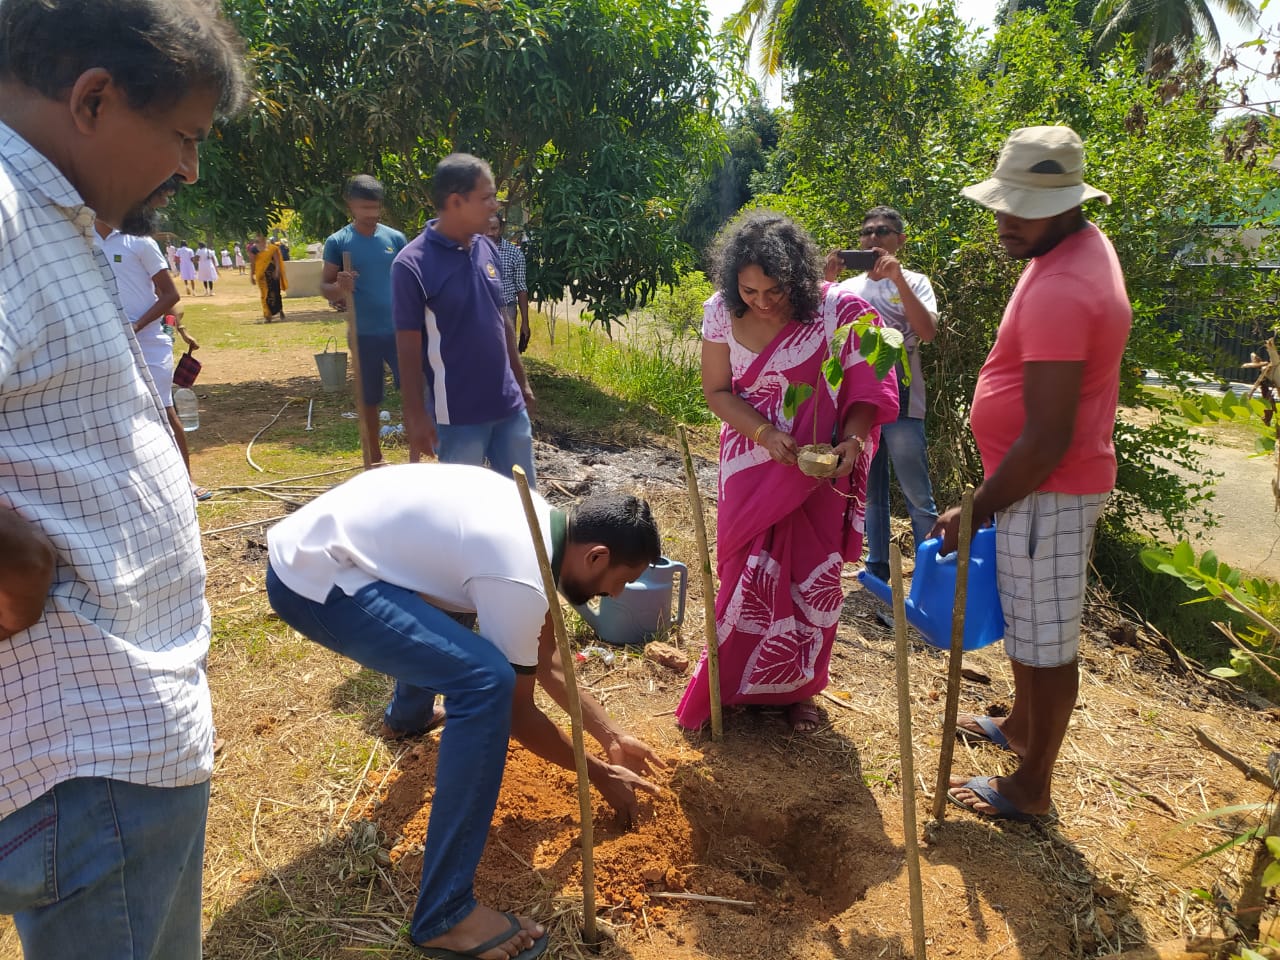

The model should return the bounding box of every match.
[996,491,1108,668]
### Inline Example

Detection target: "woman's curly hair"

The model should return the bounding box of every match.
[709,210,823,323]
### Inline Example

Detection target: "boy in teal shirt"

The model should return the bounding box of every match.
[322,175,409,463]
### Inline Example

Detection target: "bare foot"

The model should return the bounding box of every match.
[417,904,544,959]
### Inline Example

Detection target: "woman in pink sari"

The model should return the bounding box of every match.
[676,212,900,733]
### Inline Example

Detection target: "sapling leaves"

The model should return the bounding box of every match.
[783,383,813,420]
[781,319,907,428]
[822,356,843,390]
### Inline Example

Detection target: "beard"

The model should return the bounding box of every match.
[119,203,161,237]
[120,177,182,237]
[559,577,597,607]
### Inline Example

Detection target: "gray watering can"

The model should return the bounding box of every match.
[573,556,688,647]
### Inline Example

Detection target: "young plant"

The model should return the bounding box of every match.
[1140,543,1280,681]
[781,317,906,474]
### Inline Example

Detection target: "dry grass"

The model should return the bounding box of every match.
[3,290,1277,959]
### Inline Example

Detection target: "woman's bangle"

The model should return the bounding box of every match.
[843,434,865,448]
[752,422,771,444]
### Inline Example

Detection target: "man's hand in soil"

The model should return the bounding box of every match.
[607,734,666,778]
[597,762,662,824]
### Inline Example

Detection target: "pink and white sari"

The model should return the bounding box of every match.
[676,287,900,729]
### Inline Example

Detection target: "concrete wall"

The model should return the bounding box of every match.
[284,259,325,299]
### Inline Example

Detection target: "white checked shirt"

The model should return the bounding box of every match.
[497,238,526,306]
[0,121,213,819]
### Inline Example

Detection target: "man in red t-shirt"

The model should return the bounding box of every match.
[933,126,1132,824]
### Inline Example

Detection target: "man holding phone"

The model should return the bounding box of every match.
[825,206,940,586]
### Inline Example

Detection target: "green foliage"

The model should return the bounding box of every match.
[782,383,814,421]
[780,319,907,442]
[645,269,717,337]
[1141,540,1280,678]
[1174,388,1279,458]
[1092,528,1250,664]
[182,0,724,329]
[548,323,713,426]
[762,0,1278,538]
[1091,0,1260,64]
[679,100,787,254]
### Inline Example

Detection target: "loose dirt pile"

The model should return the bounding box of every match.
[183,425,1280,960]
[343,567,1280,960]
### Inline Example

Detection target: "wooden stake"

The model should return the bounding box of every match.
[890,542,927,960]
[932,486,975,822]
[511,466,598,944]
[341,252,374,470]
[677,425,722,741]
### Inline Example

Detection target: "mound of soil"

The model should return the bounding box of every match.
[357,707,1073,960]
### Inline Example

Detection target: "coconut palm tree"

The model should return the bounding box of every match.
[722,0,886,78]
[1091,0,1260,66]
[722,0,793,76]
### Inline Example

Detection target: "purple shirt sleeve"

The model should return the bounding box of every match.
[391,258,425,333]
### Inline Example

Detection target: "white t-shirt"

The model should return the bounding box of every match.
[94,230,172,363]
[837,269,938,419]
[94,231,168,324]
[268,463,554,668]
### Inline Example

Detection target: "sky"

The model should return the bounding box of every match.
[703,0,1280,115]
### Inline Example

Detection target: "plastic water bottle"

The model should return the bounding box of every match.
[174,387,199,432]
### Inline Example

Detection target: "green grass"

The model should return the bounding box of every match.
[181,293,350,354]
[538,320,712,427]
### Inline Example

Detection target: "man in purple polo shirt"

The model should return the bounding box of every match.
[393,154,538,485]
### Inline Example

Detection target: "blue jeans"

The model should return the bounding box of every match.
[437,409,536,488]
[0,776,209,959]
[865,416,938,581]
[265,565,515,943]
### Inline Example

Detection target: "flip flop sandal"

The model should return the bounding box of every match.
[786,701,824,735]
[192,486,213,502]
[946,775,1047,825]
[954,715,1019,756]
[418,913,549,960]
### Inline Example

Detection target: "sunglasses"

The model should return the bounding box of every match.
[859,225,901,238]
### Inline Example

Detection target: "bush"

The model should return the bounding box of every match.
[763,2,1278,539]
[645,269,715,338]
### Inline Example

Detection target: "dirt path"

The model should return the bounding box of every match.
[1189,426,1280,577]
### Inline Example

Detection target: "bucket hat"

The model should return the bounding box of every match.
[961,125,1110,219]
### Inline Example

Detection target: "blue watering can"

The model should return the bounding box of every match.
[857,527,1004,651]
[573,556,688,647]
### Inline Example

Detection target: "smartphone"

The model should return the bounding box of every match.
[838,249,881,271]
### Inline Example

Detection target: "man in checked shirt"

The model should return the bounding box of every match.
[487,212,533,353]
[0,1,247,956]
